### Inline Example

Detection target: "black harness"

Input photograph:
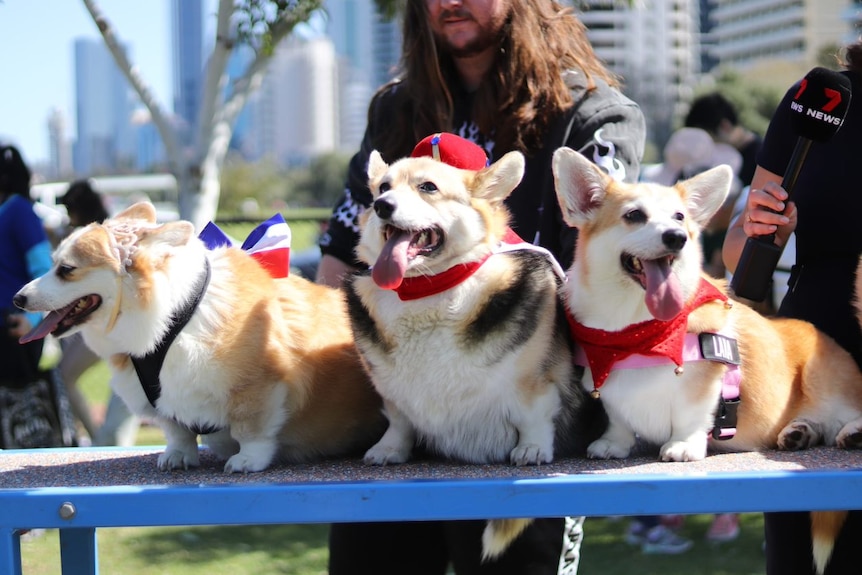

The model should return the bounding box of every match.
[130,259,220,435]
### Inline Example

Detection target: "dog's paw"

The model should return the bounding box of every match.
[778,419,820,450]
[157,448,200,471]
[659,441,706,462]
[509,444,552,466]
[836,419,862,449]
[224,452,271,474]
[363,443,410,466]
[586,439,630,459]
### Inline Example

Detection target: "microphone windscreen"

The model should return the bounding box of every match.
[790,66,852,142]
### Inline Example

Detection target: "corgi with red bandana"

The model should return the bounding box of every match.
[553,146,862,461]
[553,146,862,574]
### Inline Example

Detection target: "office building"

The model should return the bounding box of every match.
[73,38,135,175]
[707,0,853,87]
[325,0,400,150]
[579,0,702,146]
[47,107,73,179]
[249,36,339,165]
[171,0,203,145]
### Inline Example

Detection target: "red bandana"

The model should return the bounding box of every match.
[394,256,490,300]
[566,279,727,391]
[393,229,526,301]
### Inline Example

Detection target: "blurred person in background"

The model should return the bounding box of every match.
[57,180,140,446]
[723,39,862,574]
[0,144,76,449]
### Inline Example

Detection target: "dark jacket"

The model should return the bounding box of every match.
[319,71,646,269]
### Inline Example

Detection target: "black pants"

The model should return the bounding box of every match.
[328,518,580,575]
[765,511,862,575]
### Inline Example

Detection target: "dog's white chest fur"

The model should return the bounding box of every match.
[352,268,564,466]
[581,361,720,452]
[361,283,523,461]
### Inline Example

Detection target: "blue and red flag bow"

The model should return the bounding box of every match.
[198,213,291,278]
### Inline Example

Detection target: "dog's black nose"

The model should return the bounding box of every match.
[662,229,687,251]
[373,197,396,220]
[12,293,26,310]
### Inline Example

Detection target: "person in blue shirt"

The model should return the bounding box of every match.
[0,144,52,386]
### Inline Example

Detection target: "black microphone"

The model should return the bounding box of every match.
[730,67,852,302]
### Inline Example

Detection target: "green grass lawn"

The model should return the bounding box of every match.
[18,217,768,573]
[19,514,767,574]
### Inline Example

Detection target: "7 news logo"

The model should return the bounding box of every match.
[791,77,845,125]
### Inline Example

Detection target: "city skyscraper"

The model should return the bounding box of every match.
[47,107,72,179]
[707,0,851,87]
[73,37,135,176]
[249,36,339,165]
[171,0,203,146]
[325,0,400,151]
[579,0,702,147]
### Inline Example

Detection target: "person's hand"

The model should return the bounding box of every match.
[6,313,32,339]
[742,181,797,239]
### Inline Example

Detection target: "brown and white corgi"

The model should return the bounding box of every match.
[14,202,385,473]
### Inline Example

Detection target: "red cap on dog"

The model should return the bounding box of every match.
[411,133,489,170]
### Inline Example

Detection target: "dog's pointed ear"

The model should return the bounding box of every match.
[367,150,388,188]
[676,165,733,228]
[137,221,196,249]
[473,151,524,205]
[114,202,157,223]
[552,147,609,228]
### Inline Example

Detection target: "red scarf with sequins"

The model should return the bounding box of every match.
[566,279,727,391]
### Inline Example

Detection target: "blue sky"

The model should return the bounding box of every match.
[0,1,177,166]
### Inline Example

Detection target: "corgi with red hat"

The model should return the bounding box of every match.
[346,133,606,558]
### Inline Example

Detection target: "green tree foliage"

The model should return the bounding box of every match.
[372,0,402,20]
[219,151,350,218]
[218,157,289,217]
[817,42,844,70]
[287,152,352,208]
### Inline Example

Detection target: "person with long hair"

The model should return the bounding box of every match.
[317,1,645,573]
[723,39,862,575]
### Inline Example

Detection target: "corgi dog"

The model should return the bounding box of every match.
[14,202,385,473]
[346,134,604,559]
[553,146,862,574]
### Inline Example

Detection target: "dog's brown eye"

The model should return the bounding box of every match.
[418,181,438,194]
[623,209,646,224]
[378,182,391,194]
[673,212,685,222]
[57,264,75,279]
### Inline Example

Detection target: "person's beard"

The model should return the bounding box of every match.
[435,8,505,58]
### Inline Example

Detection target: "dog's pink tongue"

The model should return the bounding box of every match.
[372,230,413,289]
[18,310,65,344]
[643,259,685,321]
